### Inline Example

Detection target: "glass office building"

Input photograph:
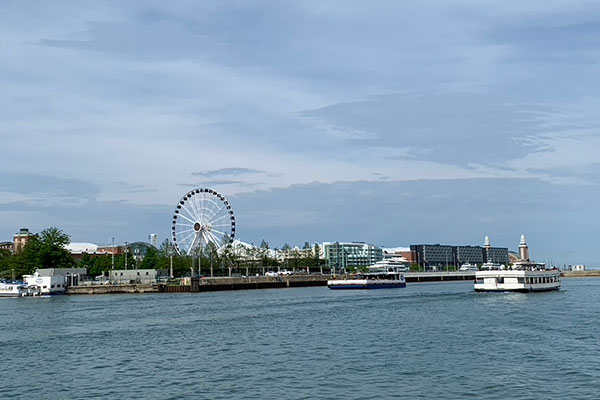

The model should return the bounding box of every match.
[322,241,383,272]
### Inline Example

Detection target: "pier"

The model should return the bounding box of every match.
[67,272,479,294]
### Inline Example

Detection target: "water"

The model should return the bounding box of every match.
[2,279,600,399]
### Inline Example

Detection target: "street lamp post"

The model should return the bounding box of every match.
[563,251,570,271]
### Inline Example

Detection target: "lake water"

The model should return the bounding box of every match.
[2,278,600,399]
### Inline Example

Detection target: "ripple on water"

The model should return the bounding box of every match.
[1,281,600,399]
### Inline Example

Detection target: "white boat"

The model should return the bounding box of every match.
[474,262,560,292]
[475,234,560,293]
[328,265,407,290]
[370,257,410,272]
[459,263,478,271]
[0,281,40,297]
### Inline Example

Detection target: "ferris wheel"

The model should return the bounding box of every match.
[171,188,235,256]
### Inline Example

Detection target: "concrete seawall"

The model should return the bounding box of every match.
[67,272,480,294]
[67,284,159,295]
[561,270,600,278]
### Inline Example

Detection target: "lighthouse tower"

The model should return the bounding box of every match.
[519,234,530,262]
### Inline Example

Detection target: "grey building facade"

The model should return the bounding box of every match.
[484,247,509,264]
[455,246,484,264]
[410,244,454,268]
[411,243,509,268]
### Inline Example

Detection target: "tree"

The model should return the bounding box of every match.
[37,227,75,269]
[141,247,159,270]
[0,248,13,278]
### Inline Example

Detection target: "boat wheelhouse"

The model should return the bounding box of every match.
[327,265,407,290]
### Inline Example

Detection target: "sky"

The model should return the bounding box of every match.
[2,0,600,266]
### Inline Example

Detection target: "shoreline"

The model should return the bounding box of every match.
[63,270,600,295]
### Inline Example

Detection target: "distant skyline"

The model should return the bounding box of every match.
[2,1,599,266]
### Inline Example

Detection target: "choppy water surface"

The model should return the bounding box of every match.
[2,278,600,399]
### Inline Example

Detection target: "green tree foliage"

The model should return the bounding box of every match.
[36,227,75,269]
[141,247,159,269]
[0,248,13,278]
[2,227,74,278]
[77,253,112,277]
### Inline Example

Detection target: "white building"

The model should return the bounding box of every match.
[22,267,87,294]
[571,264,586,271]
[109,269,164,284]
[23,273,67,295]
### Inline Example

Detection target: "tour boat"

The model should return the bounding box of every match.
[328,265,407,290]
[474,261,560,292]
[474,234,560,293]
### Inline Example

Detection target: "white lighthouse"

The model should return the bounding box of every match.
[519,234,530,262]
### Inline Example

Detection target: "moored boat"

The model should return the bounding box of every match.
[0,281,40,297]
[328,265,406,290]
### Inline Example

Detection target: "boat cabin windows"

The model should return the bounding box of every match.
[524,276,559,285]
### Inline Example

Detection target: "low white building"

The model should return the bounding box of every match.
[23,273,67,295]
[109,269,164,284]
[22,267,87,294]
[571,264,586,271]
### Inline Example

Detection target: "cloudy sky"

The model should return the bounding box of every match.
[2,0,599,265]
